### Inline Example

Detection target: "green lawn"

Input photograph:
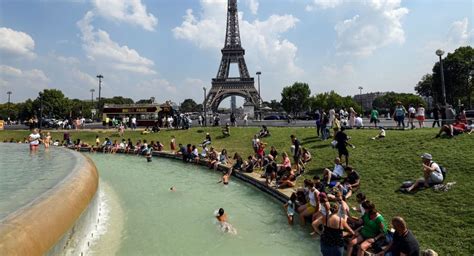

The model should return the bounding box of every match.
[1,127,473,254]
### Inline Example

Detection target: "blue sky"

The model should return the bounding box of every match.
[0,0,472,107]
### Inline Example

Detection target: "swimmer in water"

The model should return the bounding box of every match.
[43,132,51,148]
[215,208,237,234]
[170,186,176,192]
[217,169,232,185]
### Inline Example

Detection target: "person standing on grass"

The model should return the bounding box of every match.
[377,216,420,256]
[416,104,425,128]
[332,114,341,139]
[334,127,354,166]
[408,104,416,129]
[393,101,407,128]
[290,134,301,171]
[315,110,321,137]
[243,113,248,126]
[370,107,379,128]
[349,107,357,128]
[432,104,441,127]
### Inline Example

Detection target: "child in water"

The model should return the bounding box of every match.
[215,208,237,234]
[43,132,51,148]
[283,193,297,225]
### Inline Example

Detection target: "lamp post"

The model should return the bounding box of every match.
[203,87,207,127]
[256,71,261,120]
[39,92,43,129]
[435,49,447,106]
[469,70,474,108]
[90,89,95,119]
[358,86,363,114]
[96,74,103,118]
[7,91,12,121]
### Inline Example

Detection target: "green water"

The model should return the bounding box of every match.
[88,154,318,255]
[0,144,76,220]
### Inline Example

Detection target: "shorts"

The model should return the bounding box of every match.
[416,116,425,121]
[409,113,416,119]
[293,155,300,164]
[370,117,378,123]
[30,144,39,149]
[305,203,317,214]
[337,147,349,156]
[427,173,443,184]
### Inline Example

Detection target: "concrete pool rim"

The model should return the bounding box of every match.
[0,147,99,255]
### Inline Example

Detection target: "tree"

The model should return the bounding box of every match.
[102,96,134,105]
[180,98,199,112]
[33,89,71,118]
[308,91,361,112]
[372,92,425,113]
[416,46,474,108]
[280,82,311,116]
[262,100,283,112]
[415,74,434,98]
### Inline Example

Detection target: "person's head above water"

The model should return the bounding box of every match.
[218,208,225,216]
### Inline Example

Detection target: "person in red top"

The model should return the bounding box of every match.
[435,117,470,138]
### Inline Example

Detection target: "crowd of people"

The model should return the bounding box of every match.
[6,103,467,255]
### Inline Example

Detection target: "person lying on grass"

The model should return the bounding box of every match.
[435,116,471,138]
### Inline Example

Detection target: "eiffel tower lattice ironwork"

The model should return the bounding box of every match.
[205,0,261,113]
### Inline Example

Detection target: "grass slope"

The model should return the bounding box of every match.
[1,127,473,254]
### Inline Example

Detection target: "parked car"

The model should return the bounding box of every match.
[263,115,280,120]
[465,110,474,118]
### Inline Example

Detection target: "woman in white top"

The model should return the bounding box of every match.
[416,104,426,128]
[349,107,357,128]
[311,192,331,236]
[297,181,319,226]
[28,128,41,150]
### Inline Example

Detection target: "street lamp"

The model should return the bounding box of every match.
[469,70,474,108]
[6,91,12,121]
[203,87,207,127]
[358,86,363,114]
[256,71,262,120]
[90,89,95,119]
[96,74,103,118]
[435,49,447,106]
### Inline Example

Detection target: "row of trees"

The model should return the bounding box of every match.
[279,82,426,116]
[415,46,473,108]
[0,89,138,121]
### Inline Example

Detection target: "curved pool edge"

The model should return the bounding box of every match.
[76,148,291,203]
[0,149,99,256]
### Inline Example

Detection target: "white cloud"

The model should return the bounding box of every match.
[424,18,474,55]
[92,0,157,31]
[307,0,409,56]
[173,0,302,77]
[246,0,259,15]
[0,27,36,58]
[0,65,49,92]
[184,78,206,88]
[77,11,156,75]
[306,0,342,11]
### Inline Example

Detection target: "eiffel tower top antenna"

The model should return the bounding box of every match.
[224,0,241,49]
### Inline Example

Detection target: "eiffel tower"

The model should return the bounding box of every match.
[205,0,261,113]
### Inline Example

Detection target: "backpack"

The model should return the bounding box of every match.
[439,165,447,180]
[431,162,447,181]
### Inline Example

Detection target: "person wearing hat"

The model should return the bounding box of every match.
[404,153,443,192]
[201,132,212,146]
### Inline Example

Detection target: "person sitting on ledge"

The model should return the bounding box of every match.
[208,147,219,169]
[231,153,243,172]
[277,167,296,189]
[242,155,256,173]
[222,123,230,137]
[262,154,277,186]
[258,125,270,138]
[435,116,471,138]
[402,153,443,193]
